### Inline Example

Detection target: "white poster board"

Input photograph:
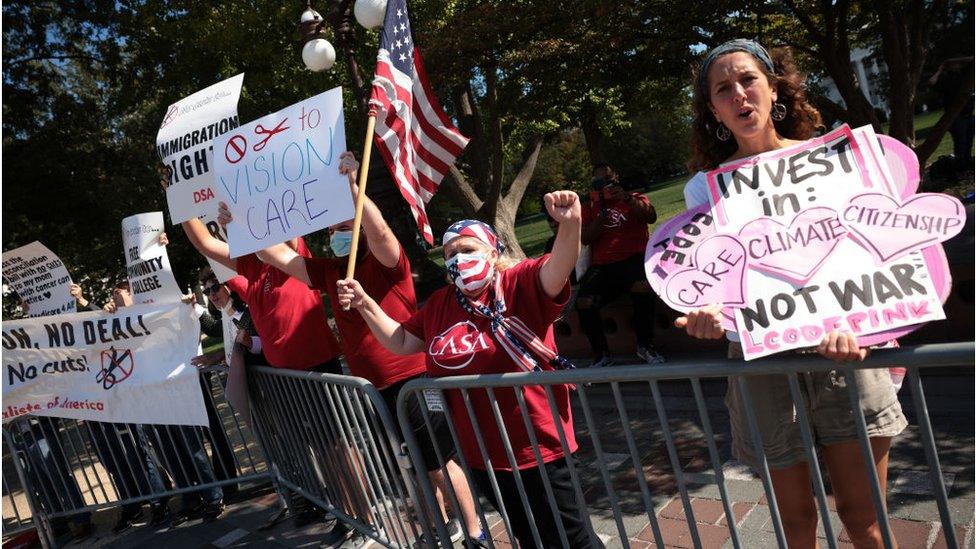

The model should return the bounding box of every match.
[121,212,184,304]
[212,87,354,258]
[2,242,76,317]
[157,74,245,224]
[2,303,207,426]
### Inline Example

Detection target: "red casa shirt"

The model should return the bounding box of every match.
[402,255,576,471]
[233,238,341,370]
[582,193,651,265]
[306,246,426,389]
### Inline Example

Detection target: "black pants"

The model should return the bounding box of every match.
[471,458,602,549]
[380,377,456,472]
[576,253,656,356]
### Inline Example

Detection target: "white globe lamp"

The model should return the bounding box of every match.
[302,38,336,72]
[354,0,387,29]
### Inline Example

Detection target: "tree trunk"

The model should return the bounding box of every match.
[916,67,975,166]
[490,200,524,260]
[580,99,606,165]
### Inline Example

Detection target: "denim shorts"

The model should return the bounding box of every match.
[725,343,907,471]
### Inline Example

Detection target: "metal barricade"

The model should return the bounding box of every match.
[1,366,270,548]
[246,365,431,548]
[396,342,974,549]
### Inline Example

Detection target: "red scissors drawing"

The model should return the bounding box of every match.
[253,118,290,151]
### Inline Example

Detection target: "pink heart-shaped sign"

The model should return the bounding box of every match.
[843,192,966,264]
[738,207,847,284]
[664,234,748,309]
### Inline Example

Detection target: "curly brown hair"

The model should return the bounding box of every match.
[688,47,823,172]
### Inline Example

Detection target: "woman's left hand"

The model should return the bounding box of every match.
[544,190,581,225]
[817,331,870,362]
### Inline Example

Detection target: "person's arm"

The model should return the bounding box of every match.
[340,152,401,268]
[255,242,312,285]
[69,283,99,311]
[198,310,223,338]
[336,278,424,355]
[181,218,237,272]
[627,194,657,224]
[539,191,581,298]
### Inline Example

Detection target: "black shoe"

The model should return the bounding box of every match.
[200,501,225,522]
[169,503,203,527]
[292,505,325,528]
[112,507,144,534]
[149,504,171,527]
[319,521,354,547]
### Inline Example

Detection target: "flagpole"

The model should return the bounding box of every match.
[343,114,377,307]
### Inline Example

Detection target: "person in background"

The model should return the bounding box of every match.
[223,151,483,546]
[160,168,344,530]
[72,280,172,532]
[576,163,663,367]
[678,38,906,548]
[338,191,602,549]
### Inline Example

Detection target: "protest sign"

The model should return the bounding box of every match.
[650,126,952,360]
[213,87,354,258]
[121,212,184,304]
[158,74,244,224]
[2,242,76,317]
[1,303,206,425]
[198,212,238,282]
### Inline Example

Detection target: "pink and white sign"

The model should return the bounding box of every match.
[650,125,954,360]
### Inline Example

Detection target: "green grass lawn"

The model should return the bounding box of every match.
[897,109,955,166]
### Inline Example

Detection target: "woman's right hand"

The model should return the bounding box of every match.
[337,278,367,310]
[674,305,725,340]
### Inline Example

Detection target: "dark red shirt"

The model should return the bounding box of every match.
[306,246,426,388]
[402,256,576,470]
[582,193,651,264]
[233,238,341,370]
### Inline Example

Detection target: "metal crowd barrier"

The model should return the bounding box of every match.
[396,342,974,549]
[246,365,432,548]
[1,366,271,548]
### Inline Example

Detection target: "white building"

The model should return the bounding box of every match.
[815,47,889,117]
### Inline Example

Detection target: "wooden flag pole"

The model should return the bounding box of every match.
[344,114,377,288]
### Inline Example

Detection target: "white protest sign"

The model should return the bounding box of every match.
[698,126,945,359]
[2,242,76,317]
[213,87,354,258]
[121,212,184,304]
[157,74,244,223]
[198,212,239,282]
[1,303,207,426]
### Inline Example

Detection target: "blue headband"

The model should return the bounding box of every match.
[698,39,775,93]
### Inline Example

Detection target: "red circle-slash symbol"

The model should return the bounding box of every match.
[160,104,179,129]
[225,135,248,164]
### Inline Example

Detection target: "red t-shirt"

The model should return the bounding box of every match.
[233,238,341,370]
[306,246,426,388]
[582,193,651,265]
[402,255,576,471]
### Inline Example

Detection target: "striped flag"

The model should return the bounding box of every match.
[369,0,469,244]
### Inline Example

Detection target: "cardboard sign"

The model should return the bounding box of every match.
[198,212,238,282]
[121,212,184,304]
[213,87,354,258]
[158,74,244,224]
[2,303,207,426]
[651,126,952,360]
[2,242,76,317]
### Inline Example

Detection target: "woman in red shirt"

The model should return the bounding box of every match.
[337,191,602,548]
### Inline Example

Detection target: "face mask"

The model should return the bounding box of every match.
[329,230,354,257]
[446,252,494,293]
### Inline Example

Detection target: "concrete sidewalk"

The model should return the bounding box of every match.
[11,370,973,549]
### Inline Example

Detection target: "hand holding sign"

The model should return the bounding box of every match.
[213,87,354,258]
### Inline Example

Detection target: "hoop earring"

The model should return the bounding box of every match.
[715,123,731,141]
[771,102,787,121]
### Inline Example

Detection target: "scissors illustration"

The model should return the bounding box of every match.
[253,118,290,151]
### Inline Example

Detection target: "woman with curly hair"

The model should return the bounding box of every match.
[677,39,906,548]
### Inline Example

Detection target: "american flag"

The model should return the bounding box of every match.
[369,0,469,244]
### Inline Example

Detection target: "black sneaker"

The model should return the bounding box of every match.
[413,518,463,548]
[292,504,325,528]
[200,501,225,522]
[319,520,354,547]
[112,507,144,534]
[463,531,490,549]
[149,504,171,527]
[169,502,203,527]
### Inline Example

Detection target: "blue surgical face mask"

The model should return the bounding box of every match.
[329,230,354,257]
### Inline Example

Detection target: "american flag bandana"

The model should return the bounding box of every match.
[452,276,575,373]
[442,220,506,254]
[446,252,494,292]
